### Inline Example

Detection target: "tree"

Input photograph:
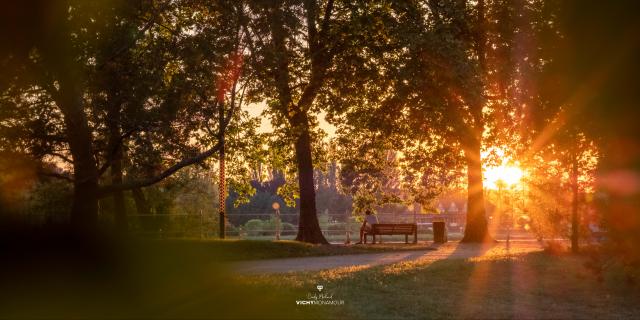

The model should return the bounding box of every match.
[0,1,253,232]
[489,0,601,251]
[524,134,598,244]
[543,0,640,263]
[242,0,337,243]
[243,1,393,243]
[324,0,493,241]
[480,0,566,172]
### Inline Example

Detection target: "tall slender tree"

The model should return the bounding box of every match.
[243,1,397,243]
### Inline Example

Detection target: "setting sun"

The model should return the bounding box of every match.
[484,165,523,190]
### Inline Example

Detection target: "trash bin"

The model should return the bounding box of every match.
[433,221,447,243]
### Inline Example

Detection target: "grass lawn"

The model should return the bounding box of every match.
[135,238,439,261]
[241,249,640,319]
[0,238,430,319]
[3,238,639,319]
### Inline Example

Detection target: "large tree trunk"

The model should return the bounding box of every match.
[110,158,127,231]
[59,86,99,230]
[42,5,99,231]
[266,2,328,244]
[293,114,328,244]
[460,0,492,243]
[461,140,492,243]
[132,187,153,233]
[132,188,151,215]
[570,152,579,253]
[107,106,127,232]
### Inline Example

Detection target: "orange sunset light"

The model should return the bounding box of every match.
[484,164,524,190]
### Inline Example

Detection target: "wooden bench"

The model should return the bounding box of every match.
[364,223,418,244]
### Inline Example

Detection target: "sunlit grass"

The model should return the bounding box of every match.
[242,248,640,319]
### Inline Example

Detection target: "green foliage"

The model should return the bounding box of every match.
[25,180,73,220]
[281,222,296,236]
[119,168,220,237]
[223,109,268,207]
[242,217,295,237]
[315,162,352,216]
[243,219,265,237]
[0,0,265,226]
[276,179,299,208]
[323,0,482,219]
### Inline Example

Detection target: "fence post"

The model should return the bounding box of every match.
[275,209,281,241]
[219,211,225,239]
[345,216,351,244]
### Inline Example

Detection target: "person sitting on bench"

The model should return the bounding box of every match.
[356,210,378,244]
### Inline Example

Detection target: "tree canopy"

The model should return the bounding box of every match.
[1,0,636,266]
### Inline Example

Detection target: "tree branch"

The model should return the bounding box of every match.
[297,0,335,110]
[37,168,74,183]
[97,2,170,70]
[97,140,222,197]
[97,127,139,177]
[97,99,238,197]
[318,0,334,42]
[48,152,73,164]
[267,2,297,120]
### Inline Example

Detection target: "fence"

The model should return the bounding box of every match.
[122,212,466,241]
[15,211,468,242]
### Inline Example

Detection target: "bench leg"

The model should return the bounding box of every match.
[373,234,376,244]
[405,234,408,243]
[364,233,367,244]
[414,231,418,244]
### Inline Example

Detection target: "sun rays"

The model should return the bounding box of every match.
[485,165,524,190]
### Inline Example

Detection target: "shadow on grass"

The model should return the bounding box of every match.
[260,243,640,320]
[0,228,320,319]
[3,227,638,320]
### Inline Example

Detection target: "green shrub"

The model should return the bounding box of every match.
[244,219,265,237]
[281,222,296,236]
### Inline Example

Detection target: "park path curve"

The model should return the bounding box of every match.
[232,240,543,275]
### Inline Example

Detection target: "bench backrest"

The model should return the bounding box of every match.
[372,223,416,234]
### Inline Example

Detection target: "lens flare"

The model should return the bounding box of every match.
[485,165,523,189]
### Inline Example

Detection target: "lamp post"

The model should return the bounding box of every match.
[272,202,281,240]
[489,165,523,248]
[499,179,517,249]
[507,185,513,249]
[496,178,509,247]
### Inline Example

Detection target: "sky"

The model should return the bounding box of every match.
[243,102,337,136]
[243,102,527,191]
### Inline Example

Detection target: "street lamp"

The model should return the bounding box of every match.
[272,202,281,240]
[497,178,517,249]
[496,178,507,245]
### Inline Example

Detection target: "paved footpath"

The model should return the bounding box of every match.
[232,240,544,275]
